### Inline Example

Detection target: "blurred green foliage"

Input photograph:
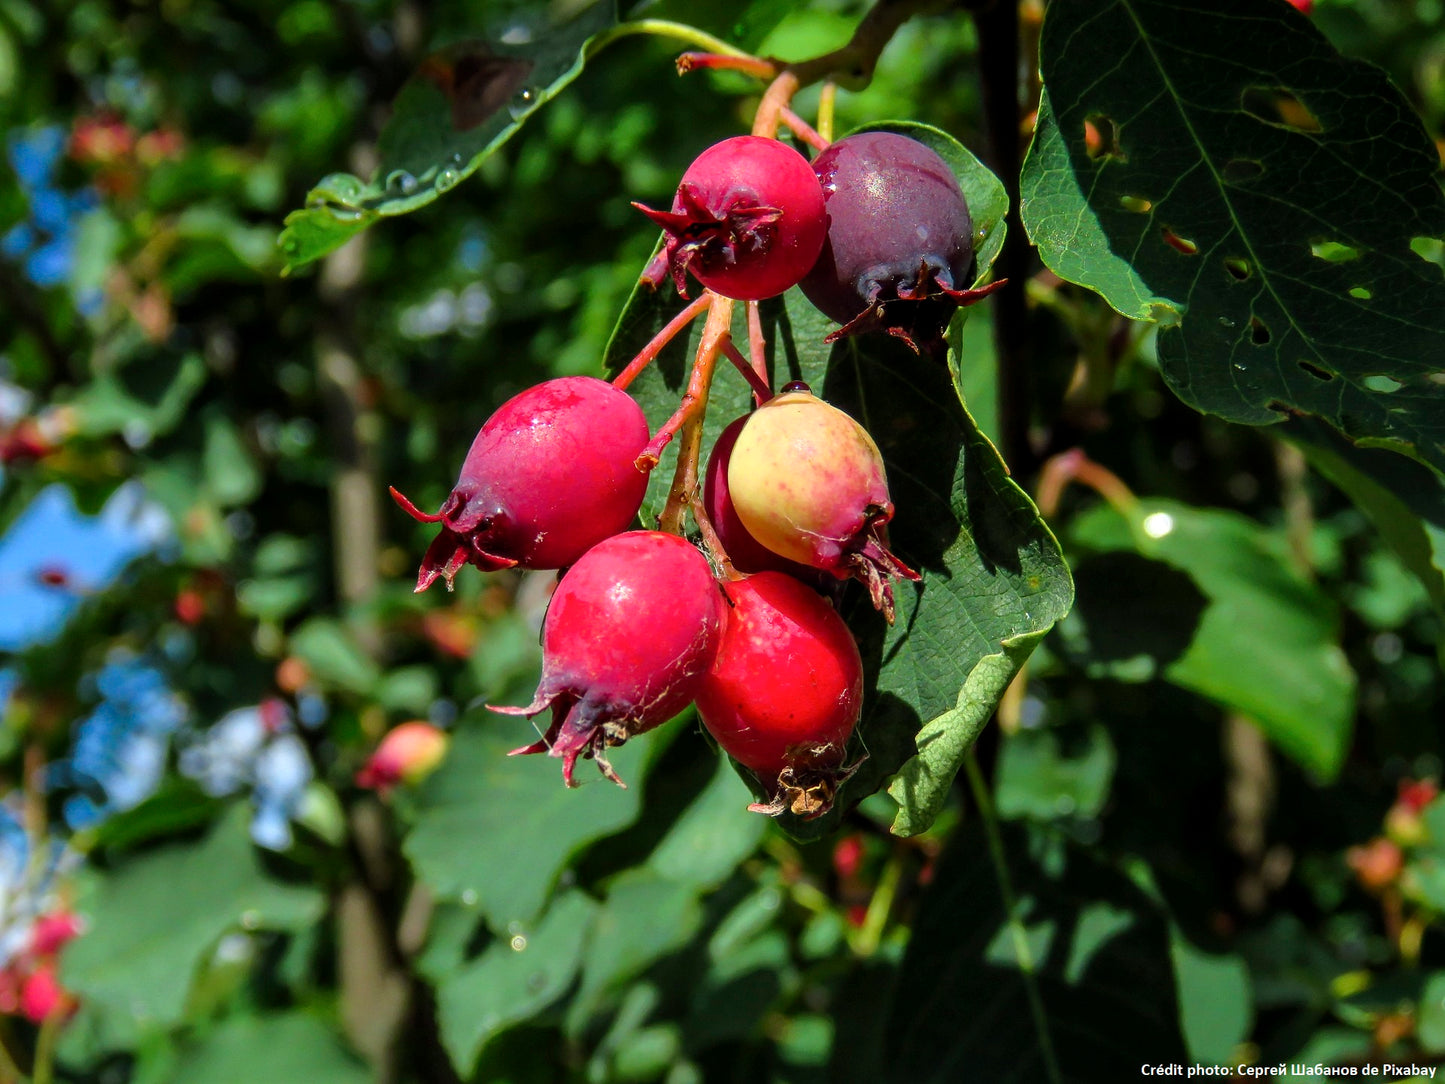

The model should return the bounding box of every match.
[0,0,1442,1081]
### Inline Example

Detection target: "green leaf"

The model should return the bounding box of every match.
[1288,417,1445,620]
[160,1012,369,1084]
[645,755,768,890]
[1418,972,1445,1052]
[1171,937,1252,1066]
[995,724,1116,822]
[604,121,1071,839]
[70,352,208,442]
[565,868,704,1032]
[1068,499,1355,780]
[201,412,262,508]
[428,889,597,1078]
[280,1,618,271]
[61,806,324,1051]
[883,822,1185,1082]
[1021,0,1445,475]
[287,617,381,695]
[404,714,646,928]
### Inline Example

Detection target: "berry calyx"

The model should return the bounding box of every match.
[800,131,1004,354]
[727,386,920,622]
[390,376,650,591]
[634,135,827,301]
[494,530,727,787]
[696,572,864,819]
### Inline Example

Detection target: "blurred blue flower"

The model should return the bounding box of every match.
[2,125,99,294]
[53,654,188,829]
[0,482,174,652]
[250,734,312,851]
[5,127,65,190]
[178,701,314,851]
[0,669,16,717]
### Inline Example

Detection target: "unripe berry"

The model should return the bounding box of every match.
[800,131,1003,354]
[390,376,650,591]
[356,721,449,794]
[728,386,920,622]
[703,414,825,583]
[494,531,726,786]
[696,572,863,818]
[634,136,827,301]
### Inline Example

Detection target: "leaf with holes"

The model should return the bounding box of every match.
[605,122,1071,839]
[279,0,617,272]
[1021,0,1445,476]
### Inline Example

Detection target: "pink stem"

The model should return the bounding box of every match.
[779,107,829,152]
[719,337,773,404]
[612,293,711,391]
[676,52,778,79]
[746,302,772,407]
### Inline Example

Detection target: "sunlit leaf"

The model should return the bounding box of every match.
[280,1,618,271]
[1021,0,1445,476]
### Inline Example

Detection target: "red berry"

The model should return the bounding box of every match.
[696,572,863,818]
[800,131,1003,353]
[390,376,650,591]
[494,531,726,787]
[634,136,827,301]
[727,386,920,623]
[28,912,82,958]
[19,962,72,1024]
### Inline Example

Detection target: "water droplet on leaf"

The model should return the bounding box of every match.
[385,169,419,196]
[435,167,460,192]
[507,86,540,120]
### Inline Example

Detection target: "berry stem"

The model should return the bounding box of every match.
[746,302,771,407]
[779,107,830,152]
[656,294,734,533]
[592,19,760,63]
[1034,447,1137,520]
[676,52,778,79]
[719,337,774,404]
[690,491,742,581]
[751,70,801,138]
[611,293,710,392]
[817,81,838,142]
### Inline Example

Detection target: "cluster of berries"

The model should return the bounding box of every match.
[391,129,991,818]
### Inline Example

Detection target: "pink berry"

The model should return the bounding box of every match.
[356,722,449,793]
[390,376,650,591]
[493,531,727,787]
[726,385,920,623]
[633,136,828,301]
[28,912,82,957]
[19,962,71,1024]
[696,572,863,819]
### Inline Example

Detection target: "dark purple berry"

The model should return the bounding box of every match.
[800,131,1004,354]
